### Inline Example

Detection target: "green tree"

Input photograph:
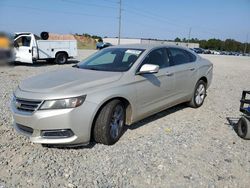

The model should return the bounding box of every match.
[174,37,181,42]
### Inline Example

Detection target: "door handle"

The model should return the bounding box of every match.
[166,72,174,76]
[189,68,195,71]
[29,49,31,53]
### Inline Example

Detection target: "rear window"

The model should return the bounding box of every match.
[168,48,196,65]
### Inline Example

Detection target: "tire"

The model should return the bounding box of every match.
[55,53,67,64]
[237,116,250,139]
[188,80,207,108]
[40,32,49,40]
[93,100,125,145]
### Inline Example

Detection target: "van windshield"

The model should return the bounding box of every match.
[77,48,144,72]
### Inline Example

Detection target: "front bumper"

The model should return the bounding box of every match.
[11,98,98,145]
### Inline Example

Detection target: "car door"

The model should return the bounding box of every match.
[14,35,33,63]
[167,47,198,100]
[134,48,175,118]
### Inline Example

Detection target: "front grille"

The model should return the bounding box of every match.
[16,124,34,135]
[14,97,43,112]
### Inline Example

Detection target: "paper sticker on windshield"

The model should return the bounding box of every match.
[125,50,142,55]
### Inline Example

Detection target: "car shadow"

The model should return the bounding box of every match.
[125,103,188,131]
[142,74,161,87]
[42,141,96,150]
[43,103,188,150]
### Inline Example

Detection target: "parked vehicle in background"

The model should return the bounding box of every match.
[13,32,77,64]
[203,49,212,54]
[211,50,220,55]
[96,42,112,50]
[193,48,204,54]
[11,44,213,146]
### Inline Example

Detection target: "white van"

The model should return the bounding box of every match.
[14,32,77,64]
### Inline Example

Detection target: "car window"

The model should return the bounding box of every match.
[139,48,169,69]
[15,36,31,47]
[168,48,195,65]
[88,51,116,65]
[78,48,144,72]
[186,51,197,62]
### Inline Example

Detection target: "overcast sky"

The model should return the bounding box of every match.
[1,0,250,42]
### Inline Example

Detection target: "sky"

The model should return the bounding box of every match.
[0,0,250,42]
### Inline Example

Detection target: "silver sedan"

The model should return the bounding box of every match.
[11,44,213,145]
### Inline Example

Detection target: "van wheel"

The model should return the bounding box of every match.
[93,100,125,145]
[55,53,67,64]
[237,116,250,139]
[188,80,207,108]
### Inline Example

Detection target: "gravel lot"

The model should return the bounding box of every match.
[0,51,250,188]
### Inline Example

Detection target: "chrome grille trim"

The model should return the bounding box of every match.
[14,97,43,112]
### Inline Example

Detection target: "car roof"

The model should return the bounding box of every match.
[109,44,191,51]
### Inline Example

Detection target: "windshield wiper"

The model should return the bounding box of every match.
[72,64,79,68]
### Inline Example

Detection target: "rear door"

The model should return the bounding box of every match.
[14,35,33,63]
[167,47,198,99]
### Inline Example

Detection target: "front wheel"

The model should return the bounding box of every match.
[55,53,67,64]
[188,80,207,108]
[93,100,125,145]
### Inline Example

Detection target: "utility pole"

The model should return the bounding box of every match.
[118,0,122,45]
[244,33,248,55]
[187,27,192,47]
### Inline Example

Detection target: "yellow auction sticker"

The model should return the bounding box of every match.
[0,36,10,48]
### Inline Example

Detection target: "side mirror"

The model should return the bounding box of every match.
[137,64,159,74]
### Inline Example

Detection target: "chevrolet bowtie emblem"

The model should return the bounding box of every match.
[15,101,21,108]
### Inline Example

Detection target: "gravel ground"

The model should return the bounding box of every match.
[0,51,250,188]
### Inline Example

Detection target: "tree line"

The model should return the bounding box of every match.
[174,37,249,53]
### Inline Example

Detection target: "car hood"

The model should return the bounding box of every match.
[19,67,123,95]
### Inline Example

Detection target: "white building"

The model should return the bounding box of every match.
[103,37,199,48]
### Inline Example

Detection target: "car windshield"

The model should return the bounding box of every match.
[77,48,144,72]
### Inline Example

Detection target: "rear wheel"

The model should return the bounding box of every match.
[237,116,250,139]
[55,53,67,64]
[93,100,125,145]
[188,80,207,108]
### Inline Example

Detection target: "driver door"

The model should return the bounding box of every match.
[14,35,33,63]
[134,48,175,118]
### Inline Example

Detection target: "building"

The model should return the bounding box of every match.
[103,37,199,48]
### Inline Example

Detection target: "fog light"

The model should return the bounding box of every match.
[41,129,74,139]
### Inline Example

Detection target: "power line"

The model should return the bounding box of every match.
[61,0,117,9]
[3,4,114,19]
[122,3,222,38]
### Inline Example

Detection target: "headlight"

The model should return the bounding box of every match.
[39,95,86,110]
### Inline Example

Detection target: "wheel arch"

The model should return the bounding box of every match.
[90,96,133,139]
[55,51,68,58]
[198,76,208,86]
[94,96,133,125]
